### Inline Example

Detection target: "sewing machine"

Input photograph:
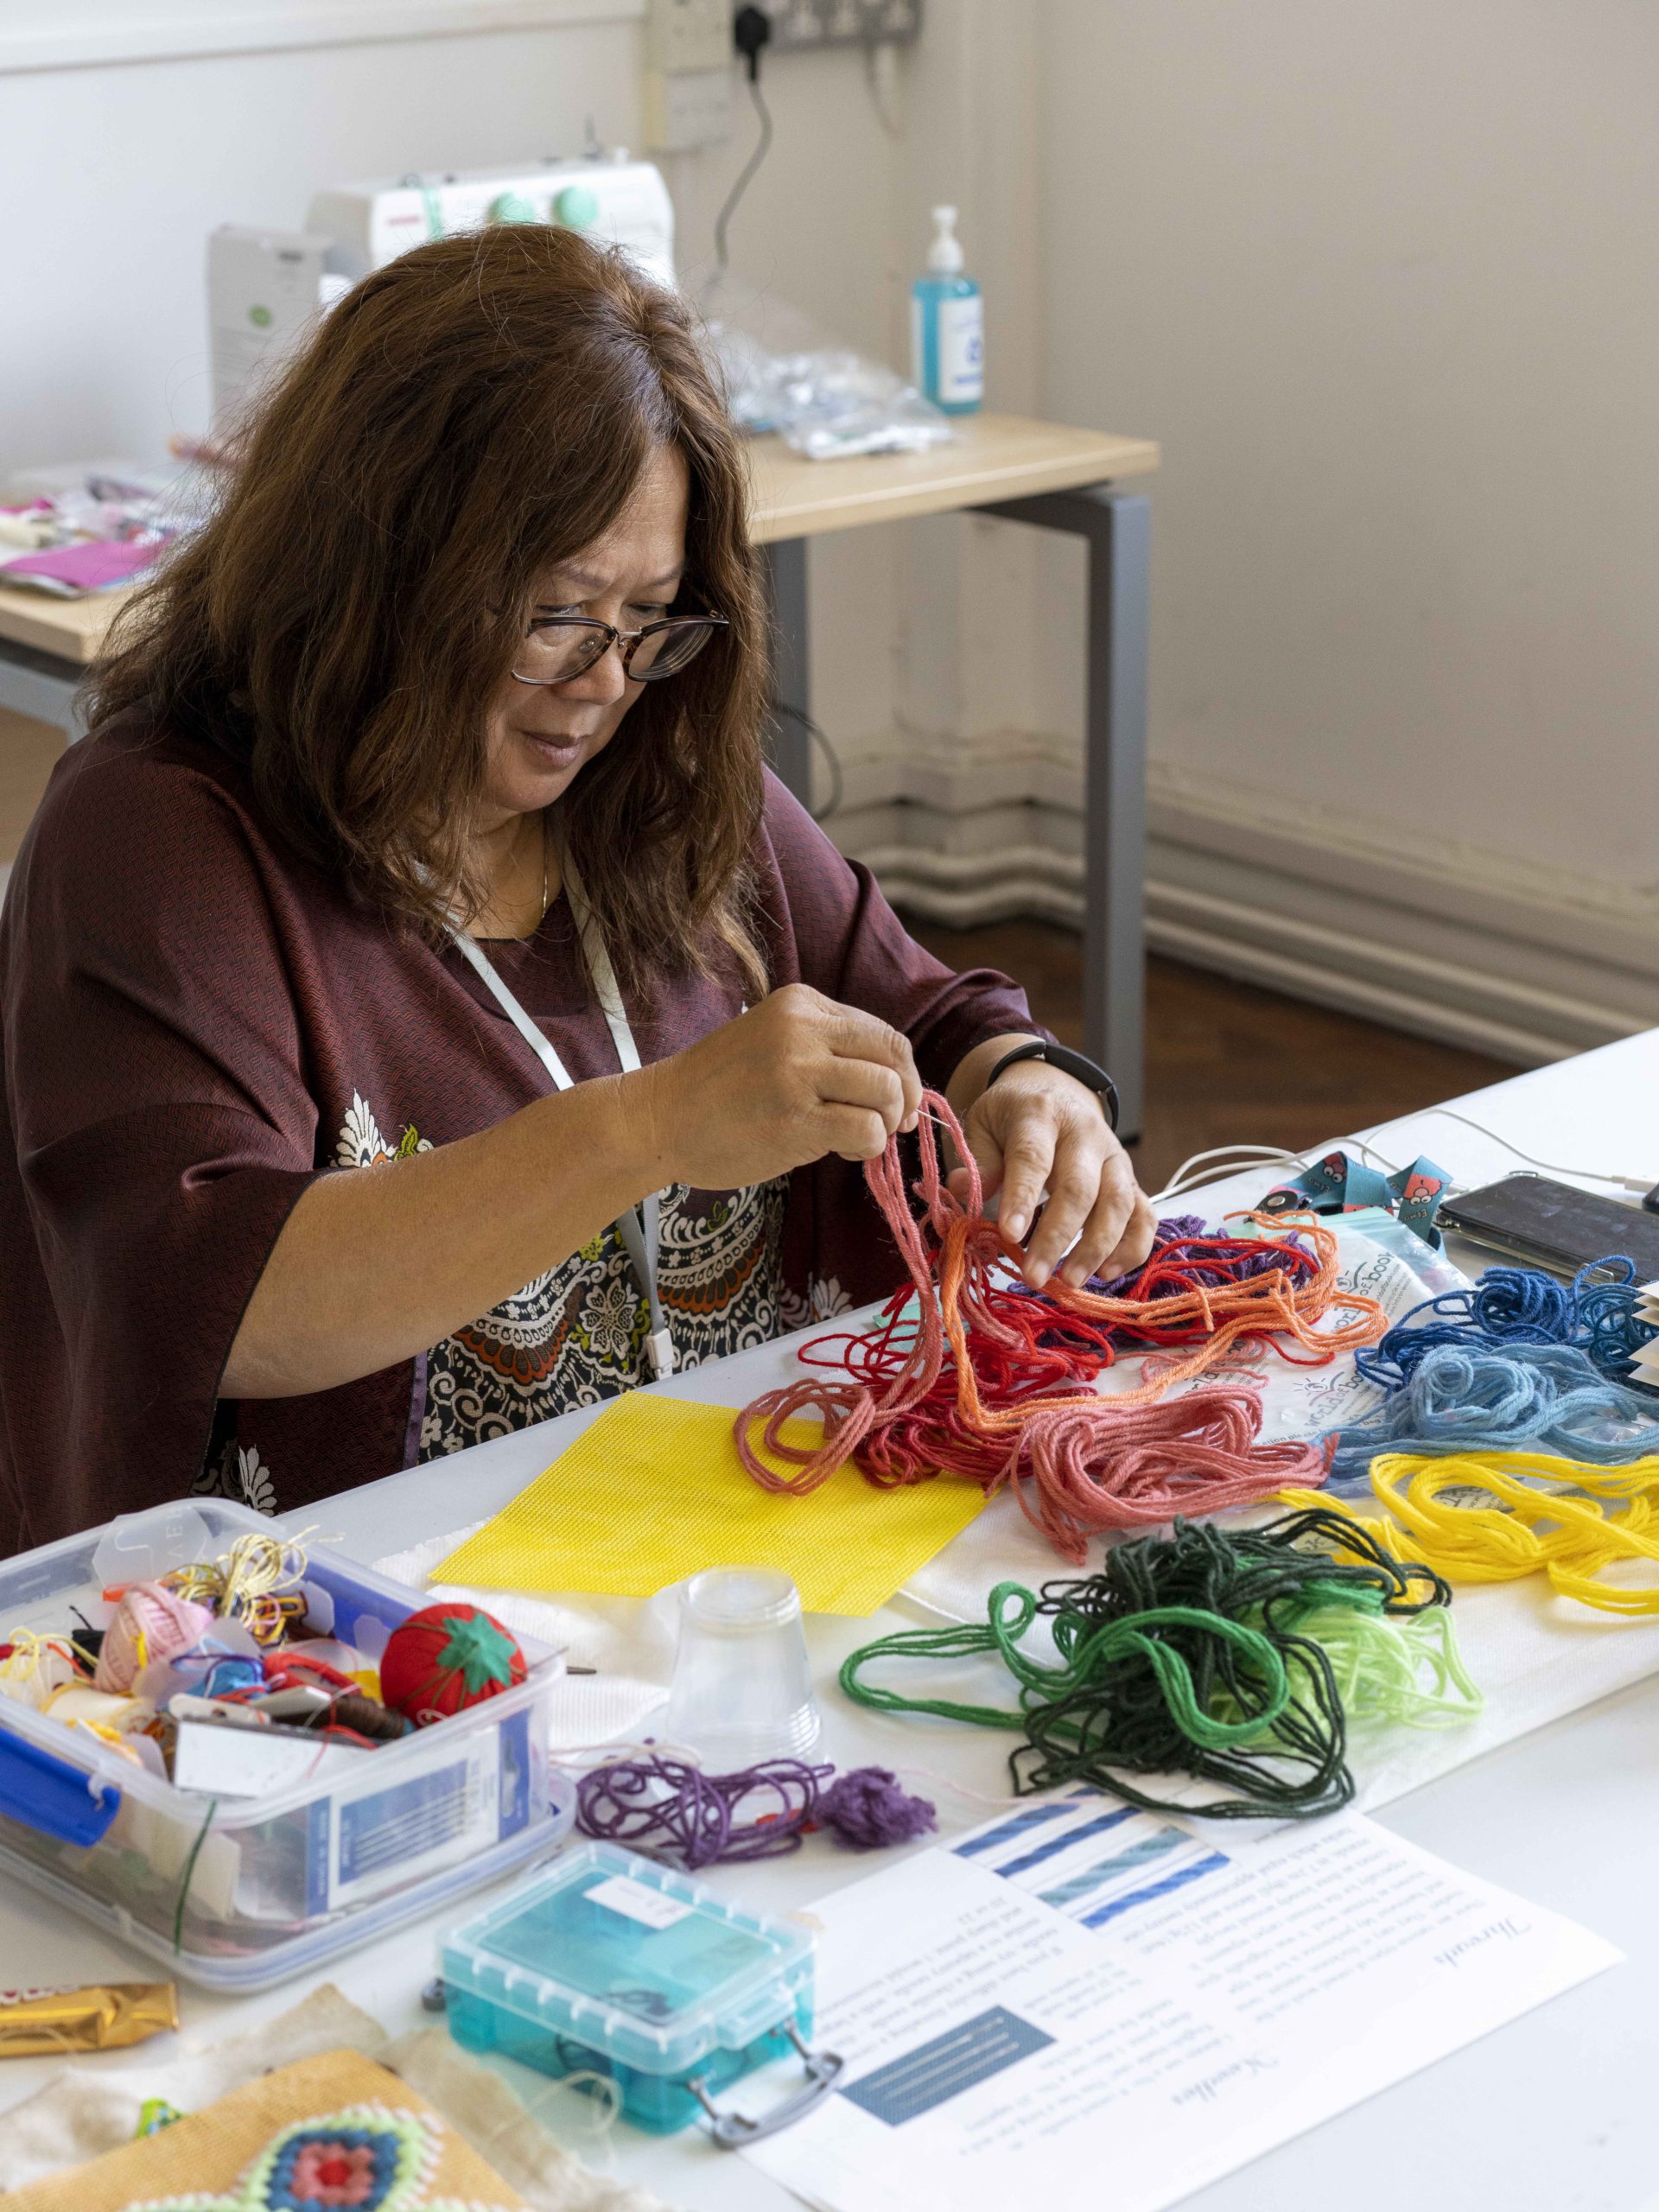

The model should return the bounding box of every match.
[208,155,674,427]
[306,155,674,287]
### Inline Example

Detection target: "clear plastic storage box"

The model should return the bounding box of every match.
[442,1842,837,2139]
[0,1499,575,1990]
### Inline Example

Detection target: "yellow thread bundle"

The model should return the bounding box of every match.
[1282,1448,1659,1615]
[0,1631,80,1711]
[167,1529,311,1643]
[44,1683,157,1735]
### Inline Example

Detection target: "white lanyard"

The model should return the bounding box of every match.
[448,847,675,1378]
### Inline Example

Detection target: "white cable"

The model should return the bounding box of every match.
[1355,1107,1653,1193]
[1165,1144,1312,1178]
[1345,1134,1406,1177]
[1150,1111,1654,1222]
[1152,1145,1313,1206]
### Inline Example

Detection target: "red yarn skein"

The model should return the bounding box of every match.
[378,1602,526,1726]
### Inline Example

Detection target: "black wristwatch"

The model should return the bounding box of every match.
[985,1039,1120,1131]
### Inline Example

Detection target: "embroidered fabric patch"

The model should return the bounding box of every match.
[126,2101,511,2212]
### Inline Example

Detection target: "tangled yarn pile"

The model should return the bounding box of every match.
[840,1509,1467,1821]
[574,1754,936,1869]
[1077,1213,1302,1298]
[1286,1447,1659,1617]
[1355,1260,1657,1389]
[1324,1341,1659,1490]
[737,1093,1389,1559]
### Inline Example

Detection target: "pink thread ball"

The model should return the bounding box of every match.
[95,1581,216,1694]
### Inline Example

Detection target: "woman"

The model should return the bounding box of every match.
[0,226,1154,1555]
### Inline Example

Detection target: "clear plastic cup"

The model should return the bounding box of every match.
[661,1566,821,1768]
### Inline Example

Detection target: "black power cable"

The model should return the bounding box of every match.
[713,7,775,279]
[769,698,845,824]
[719,10,838,830]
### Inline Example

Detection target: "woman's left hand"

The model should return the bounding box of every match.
[949,1059,1158,1290]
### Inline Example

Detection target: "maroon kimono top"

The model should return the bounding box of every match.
[0,720,1040,1553]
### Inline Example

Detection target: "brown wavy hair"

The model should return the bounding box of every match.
[86,225,769,994]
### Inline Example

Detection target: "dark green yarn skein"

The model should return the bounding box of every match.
[840,1508,1449,1821]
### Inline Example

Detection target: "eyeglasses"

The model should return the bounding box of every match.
[511,613,728,688]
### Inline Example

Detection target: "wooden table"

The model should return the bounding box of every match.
[0,412,1160,1126]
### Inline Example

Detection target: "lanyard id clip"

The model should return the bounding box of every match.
[448,841,675,1372]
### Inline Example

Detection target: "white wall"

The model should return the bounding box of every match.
[1033,0,1659,1057]
[11,3,1656,1061]
[0,19,645,462]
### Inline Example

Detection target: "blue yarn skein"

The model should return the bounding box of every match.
[1325,1339,1659,1491]
[1354,1255,1656,1389]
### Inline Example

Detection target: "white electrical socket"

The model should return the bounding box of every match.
[645,0,733,74]
[642,62,734,153]
[766,0,920,48]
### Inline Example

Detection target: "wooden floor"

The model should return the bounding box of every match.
[908,916,1515,1197]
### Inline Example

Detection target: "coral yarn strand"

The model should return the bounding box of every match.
[736,1093,1389,1558]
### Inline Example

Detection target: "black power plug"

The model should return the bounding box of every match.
[715,7,777,276]
[734,3,772,81]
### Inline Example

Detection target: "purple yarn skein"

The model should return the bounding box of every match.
[818,1767,937,1850]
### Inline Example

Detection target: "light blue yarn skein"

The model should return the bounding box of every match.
[1324,1340,1659,1491]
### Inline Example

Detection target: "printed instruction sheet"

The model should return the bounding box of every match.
[743,1794,1619,2212]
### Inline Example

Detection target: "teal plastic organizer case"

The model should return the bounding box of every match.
[442,1841,824,2136]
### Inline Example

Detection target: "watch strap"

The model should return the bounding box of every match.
[985,1039,1121,1131]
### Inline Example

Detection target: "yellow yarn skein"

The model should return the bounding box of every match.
[1282,1450,1659,1615]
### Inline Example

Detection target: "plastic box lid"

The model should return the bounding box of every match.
[442,1841,815,2077]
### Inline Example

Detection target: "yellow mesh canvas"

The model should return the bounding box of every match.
[435,1395,984,1617]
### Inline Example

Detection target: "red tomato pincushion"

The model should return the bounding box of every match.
[378,1601,526,1725]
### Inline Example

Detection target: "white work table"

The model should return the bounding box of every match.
[5,1028,1659,2209]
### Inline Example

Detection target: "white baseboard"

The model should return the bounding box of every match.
[834,739,1659,1067]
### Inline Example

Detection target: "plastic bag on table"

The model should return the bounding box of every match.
[704,293,955,461]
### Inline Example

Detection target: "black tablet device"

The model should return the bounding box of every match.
[1436,1173,1659,1281]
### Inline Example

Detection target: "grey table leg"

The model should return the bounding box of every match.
[0,639,85,735]
[760,536,812,805]
[972,486,1150,1141]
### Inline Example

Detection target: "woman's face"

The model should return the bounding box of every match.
[480,442,690,827]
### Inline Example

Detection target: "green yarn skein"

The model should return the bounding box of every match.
[840,1508,1458,1821]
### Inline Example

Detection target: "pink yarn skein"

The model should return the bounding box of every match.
[95,1580,215,1694]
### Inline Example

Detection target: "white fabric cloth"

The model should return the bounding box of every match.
[0,1983,672,2212]
[372,1523,677,1751]
[0,1985,383,2191]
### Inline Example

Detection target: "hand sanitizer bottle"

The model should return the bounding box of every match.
[911,206,983,415]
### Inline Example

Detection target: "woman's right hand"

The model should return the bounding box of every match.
[636,983,923,1189]
[230,986,920,1399]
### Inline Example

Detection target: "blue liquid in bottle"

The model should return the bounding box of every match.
[911,204,983,416]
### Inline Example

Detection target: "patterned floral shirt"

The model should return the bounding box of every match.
[0,719,1039,1549]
